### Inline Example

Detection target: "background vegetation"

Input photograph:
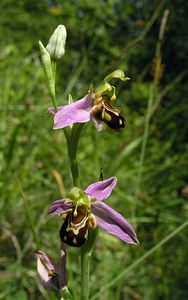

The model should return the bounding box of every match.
[0,0,188,299]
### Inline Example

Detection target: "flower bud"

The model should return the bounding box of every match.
[46,25,67,60]
[39,41,55,98]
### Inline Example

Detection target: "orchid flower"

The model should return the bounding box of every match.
[48,177,139,247]
[48,69,130,131]
[36,243,67,292]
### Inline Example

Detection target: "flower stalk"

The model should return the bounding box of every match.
[63,124,84,187]
[80,228,99,300]
[38,24,139,300]
[81,248,90,300]
[63,125,90,299]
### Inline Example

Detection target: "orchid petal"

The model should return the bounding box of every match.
[51,95,93,129]
[85,177,117,201]
[90,116,103,131]
[36,250,55,270]
[48,199,72,215]
[36,251,59,291]
[92,201,139,244]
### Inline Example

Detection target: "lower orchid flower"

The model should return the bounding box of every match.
[36,243,67,292]
[48,177,139,247]
[48,69,130,131]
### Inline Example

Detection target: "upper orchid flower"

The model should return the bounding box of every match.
[36,243,67,292]
[48,70,130,131]
[48,177,139,247]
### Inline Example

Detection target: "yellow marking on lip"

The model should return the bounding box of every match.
[73,238,77,244]
[63,236,67,241]
[88,214,97,229]
[70,215,89,235]
[70,227,80,235]
[104,112,112,121]
[119,119,123,125]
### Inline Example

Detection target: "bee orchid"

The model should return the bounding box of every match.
[35,243,67,292]
[48,69,130,131]
[48,177,139,247]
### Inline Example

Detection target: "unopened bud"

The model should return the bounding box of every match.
[39,41,55,98]
[46,25,67,60]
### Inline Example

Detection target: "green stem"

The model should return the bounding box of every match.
[70,157,80,186]
[63,126,81,187]
[80,211,100,299]
[63,125,89,300]
[69,124,85,186]
[81,248,90,300]
[50,60,58,112]
[79,172,102,300]
[51,91,58,113]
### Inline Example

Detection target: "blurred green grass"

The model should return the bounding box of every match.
[0,1,188,299]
